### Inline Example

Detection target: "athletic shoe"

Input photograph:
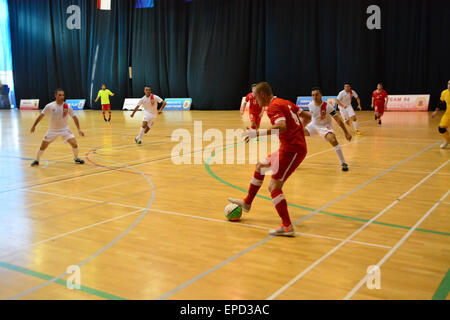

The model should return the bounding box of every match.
[74,158,85,164]
[227,198,251,213]
[378,120,381,126]
[31,160,39,167]
[374,114,377,120]
[135,137,142,145]
[108,118,111,122]
[104,118,107,122]
[342,163,349,172]
[269,224,295,237]
[355,130,362,135]
[441,141,449,149]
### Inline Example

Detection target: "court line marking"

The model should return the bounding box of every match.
[344,189,450,300]
[432,268,450,300]
[156,141,439,300]
[267,159,449,300]
[0,261,126,300]
[6,157,156,300]
[0,197,390,263]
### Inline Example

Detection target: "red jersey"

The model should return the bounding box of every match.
[266,97,307,153]
[245,93,262,115]
[372,89,388,107]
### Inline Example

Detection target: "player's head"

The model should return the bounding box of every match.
[344,82,351,92]
[144,85,151,96]
[377,82,383,90]
[311,87,322,103]
[253,82,273,107]
[54,88,65,103]
[101,84,106,90]
[251,83,257,97]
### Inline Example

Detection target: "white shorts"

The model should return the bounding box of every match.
[305,122,334,139]
[43,128,75,143]
[143,112,157,126]
[338,105,355,121]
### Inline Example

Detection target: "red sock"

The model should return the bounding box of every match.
[102,111,106,119]
[271,189,291,227]
[243,171,264,205]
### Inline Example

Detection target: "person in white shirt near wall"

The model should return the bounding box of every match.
[30,88,85,167]
[130,85,167,144]
[336,82,362,135]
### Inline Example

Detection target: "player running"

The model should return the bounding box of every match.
[30,88,85,167]
[130,85,167,144]
[336,82,362,135]
[95,84,114,122]
[304,87,352,171]
[432,80,450,149]
[371,82,388,126]
[240,84,265,130]
[228,82,310,237]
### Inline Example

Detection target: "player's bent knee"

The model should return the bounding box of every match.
[438,127,447,134]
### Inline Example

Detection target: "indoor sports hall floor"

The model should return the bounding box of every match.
[0,109,449,300]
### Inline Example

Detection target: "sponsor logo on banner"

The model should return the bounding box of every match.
[65,99,85,110]
[122,98,142,111]
[386,95,429,111]
[164,98,192,111]
[296,96,337,111]
[20,99,39,110]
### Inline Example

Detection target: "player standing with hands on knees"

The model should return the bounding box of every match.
[30,89,85,167]
[95,84,114,122]
[336,82,362,135]
[432,80,450,149]
[228,82,310,237]
[371,82,388,126]
[131,85,167,144]
[304,87,352,171]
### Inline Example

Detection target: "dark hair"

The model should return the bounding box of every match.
[101,83,106,86]
[144,85,151,89]
[344,82,351,86]
[311,87,322,93]
[54,88,64,95]
[377,82,383,86]
[251,83,257,88]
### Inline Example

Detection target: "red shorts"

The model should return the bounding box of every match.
[262,148,307,182]
[249,112,262,127]
[102,104,111,111]
[374,105,384,115]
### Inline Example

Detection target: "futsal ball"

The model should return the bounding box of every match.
[224,203,242,221]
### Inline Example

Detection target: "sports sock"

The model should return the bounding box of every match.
[72,147,79,159]
[138,127,144,140]
[353,121,359,131]
[334,145,346,164]
[102,111,106,119]
[271,189,292,227]
[243,171,264,205]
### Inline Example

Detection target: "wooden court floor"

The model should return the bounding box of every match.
[0,109,449,300]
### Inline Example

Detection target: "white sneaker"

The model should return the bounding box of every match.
[441,141,448,149]
[227,198,251,212]
[269,224,295,237]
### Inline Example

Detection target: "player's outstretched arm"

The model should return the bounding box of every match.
[158,100,167,114]
[130,105,140,118]
[371,97,374,109]
[333,114,352,141]
[241,120,286,143]
[240,100,247,115]
[356,97,362,110]
[30,114,45,133]
[72,115,84,137]
[298,110,311,126]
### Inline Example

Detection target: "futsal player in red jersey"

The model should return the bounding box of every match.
[229,82,310,237]
[371,82,388,126]
[241,84,265,130]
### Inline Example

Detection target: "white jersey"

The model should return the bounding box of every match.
[337,89,358,107]
[307,101,336,126]
[42,101,74,131]
[138,94,163,115]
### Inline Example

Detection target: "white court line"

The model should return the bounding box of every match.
[0,197,391,261]
[344,189,450,300]
[267,159,449,300]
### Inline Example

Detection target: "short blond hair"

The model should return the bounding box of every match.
[254,82,273,97]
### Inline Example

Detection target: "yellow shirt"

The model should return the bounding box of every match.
[440,89,450,116]
[97,89,113,105]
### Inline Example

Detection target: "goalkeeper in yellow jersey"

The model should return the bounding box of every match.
[432,80,450,149]
[95,84,115,122]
